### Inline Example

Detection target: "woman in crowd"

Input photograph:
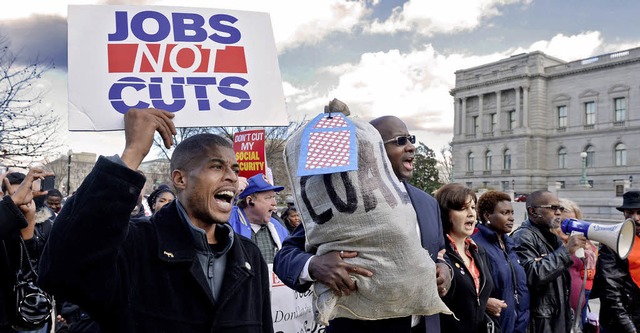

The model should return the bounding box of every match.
[434,183,494,333]
[553,198,598,330]
[472,190,530,333]
[280,207,301,233]
[146,184,175,214]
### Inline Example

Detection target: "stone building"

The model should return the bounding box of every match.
[45,152,97,196]
[450,47,640,221]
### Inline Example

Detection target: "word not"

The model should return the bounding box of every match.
[108,76,250,113]
[107,44,247,74]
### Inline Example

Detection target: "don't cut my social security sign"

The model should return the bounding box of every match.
[67,5,288,130]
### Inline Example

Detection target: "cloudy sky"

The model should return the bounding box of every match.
[2,0,640,161]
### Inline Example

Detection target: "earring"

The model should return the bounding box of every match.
[486,220,491,225]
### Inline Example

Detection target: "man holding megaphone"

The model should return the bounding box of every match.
[595,189,640,333]
[511,190,587,333]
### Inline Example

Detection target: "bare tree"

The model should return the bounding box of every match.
[437,142,453,184]
[0,36,60,167]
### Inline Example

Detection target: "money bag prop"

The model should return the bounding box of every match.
[284,109,452,325]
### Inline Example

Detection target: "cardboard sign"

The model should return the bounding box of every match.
[67,5,288,130]
[234,129,266,179]
[269,265,325,333]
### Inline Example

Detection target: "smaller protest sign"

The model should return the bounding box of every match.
[234,129,266,179]
[269,265,325,333]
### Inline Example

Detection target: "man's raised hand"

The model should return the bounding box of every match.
[121,108,176,170]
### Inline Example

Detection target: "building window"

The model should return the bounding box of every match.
[471,116,479,135]
[465,182,473,188]
[615,97,626,122]
[558,147,567,169]
[501,181,509,191]
[467,153,474,172]
[557,105,567,128]
[485,151,492,171]
[615,143,627,166]
[585,145,595,167]
[490,113,497,132]
[616,185,625,197]
[585,102,596,125]
[503,149,511,170]
[508,111,516,130]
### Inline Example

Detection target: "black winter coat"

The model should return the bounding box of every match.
[38,156,274,333]
[0,197,52,332]
[511,220,573,333]
[440,237,494,333]
[594,243,640,332]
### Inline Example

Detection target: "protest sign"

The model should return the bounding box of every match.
[67,5,288,130]
[233,128,266,179]
[269,265,325,333]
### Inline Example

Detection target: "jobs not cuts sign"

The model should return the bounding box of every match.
[67,5,288,130]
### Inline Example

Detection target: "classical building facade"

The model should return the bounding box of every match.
[450,47,640,221]
[45,152,97,196]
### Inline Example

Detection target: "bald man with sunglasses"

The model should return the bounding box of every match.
[511,190,587,333]
[274,115,451,333]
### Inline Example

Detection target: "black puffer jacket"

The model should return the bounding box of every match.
[594,244,640,332]
[511,220,573,333]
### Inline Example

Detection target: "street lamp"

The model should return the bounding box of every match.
[579,151,589,187]
[630,175,634,188]
[511,179,515,191]
[67,149,72,196]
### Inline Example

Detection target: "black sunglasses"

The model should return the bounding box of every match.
[532,204,566,212]
[383,135,416,146]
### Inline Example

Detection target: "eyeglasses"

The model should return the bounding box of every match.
[383,135,416,146]
[533,205,566,212]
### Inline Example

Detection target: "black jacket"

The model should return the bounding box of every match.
[594,243,640,332]
[0,197,52,331]
[38,156,273,333]
[511,220,573,333]
[0,196,28,331]
[440,237,494,333]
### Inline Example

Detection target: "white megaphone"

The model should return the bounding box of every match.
[561,218,636,259]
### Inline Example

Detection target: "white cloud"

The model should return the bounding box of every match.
[513,31,603,61]
[286,45,508,153]
[367,0,531,35]
[154,0,370,52]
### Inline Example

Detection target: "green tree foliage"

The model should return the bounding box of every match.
[408,142,442,194]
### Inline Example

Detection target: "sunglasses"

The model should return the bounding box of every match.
[383,135,416,146]
[533,204,566,212]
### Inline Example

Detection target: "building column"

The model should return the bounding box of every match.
[495,90,501,135]
[522,85,529,128]
[461,97,467,135]
[515,87,521,129]
[478,94,484,135]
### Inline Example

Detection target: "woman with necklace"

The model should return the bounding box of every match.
[435,183,495,333]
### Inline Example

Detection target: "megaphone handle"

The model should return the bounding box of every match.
[570,231,586,258]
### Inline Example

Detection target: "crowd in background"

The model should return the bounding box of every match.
[1,110,639,333]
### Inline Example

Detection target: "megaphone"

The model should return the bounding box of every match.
[561,218,636,259]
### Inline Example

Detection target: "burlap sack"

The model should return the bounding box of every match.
[284,116,451,325]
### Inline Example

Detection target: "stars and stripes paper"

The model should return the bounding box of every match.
[297,113,358,176]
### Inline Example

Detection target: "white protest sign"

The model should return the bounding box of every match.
[67,5,288,130]
[269,265,325,333]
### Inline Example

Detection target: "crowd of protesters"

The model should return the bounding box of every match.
[0,108,639,333]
